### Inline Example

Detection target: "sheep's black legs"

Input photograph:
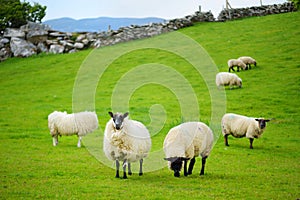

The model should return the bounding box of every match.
[139,159,143,176]
[183,160,188,176]
[188,157,196,175]
[115,160,120,178]
[128,163,132,175]
[200,156,207,176]
[123,160,128,179]
[224,135,229,146]
[249,138,254,149]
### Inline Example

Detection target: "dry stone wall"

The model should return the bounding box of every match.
[0,2,295,61]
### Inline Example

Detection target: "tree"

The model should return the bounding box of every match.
[0,0,46,33]
[289,0,300,10]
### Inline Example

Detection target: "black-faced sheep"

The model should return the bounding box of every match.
[48,111,98,147]
[103,112,151,179]
[238,56,257,69]
[221,113,270,149]
[216,72,242,89]
[228,59,247,72]
[163,122,214,177]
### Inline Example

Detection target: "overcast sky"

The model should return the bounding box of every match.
[30,0,287,21]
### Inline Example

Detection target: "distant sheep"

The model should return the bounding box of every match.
[48,111,98,147]
[216,72,242,89]
[228,59,247,72]
[221,113,270,149]
[103,112,151,179]
[163,122,214,177]
[238,56,256,69]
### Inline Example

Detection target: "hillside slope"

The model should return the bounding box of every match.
[0,12,299,199]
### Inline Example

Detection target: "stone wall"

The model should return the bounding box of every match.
[218,2,295,21]
[0,2,295,61]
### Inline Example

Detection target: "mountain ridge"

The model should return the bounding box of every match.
[44,17,166,32]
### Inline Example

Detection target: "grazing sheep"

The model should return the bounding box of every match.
[216,72,242,89]
[103,112,151,179]
[238,56,257,69]
[221,113,270,149]
[228,59,247,72]
[48,111,98,147]
[163,122,214,177]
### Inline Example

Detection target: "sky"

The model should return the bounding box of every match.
[29,0,288,21]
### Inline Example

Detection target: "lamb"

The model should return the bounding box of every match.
[163,122,214,177]
[48,111,98,147]
[216,72,242,89]
[221,113,270,149]
[228,59,247,72]
[103,111,151,179]
[238,56,257,69]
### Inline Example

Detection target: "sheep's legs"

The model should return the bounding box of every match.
[128,163,132,175]
[200,156,207,176]
[139,159,143,176]
[224,135,229,146]
[183,160,188,176]
[249,138,254,149]
[52,135,58,146]
[77,136,82,148]
[188,157,196,175]
[122,160,128,179]
[115,160,120,178]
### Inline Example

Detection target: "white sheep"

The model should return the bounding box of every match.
[216,72,242,89]
[48,111,98,147]
[221,113,270,149]
[228,59,247,72]
[103,112,151,179]
[238,56,257,69]
[163,122,214,177]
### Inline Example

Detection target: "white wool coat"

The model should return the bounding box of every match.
[216,72,242,88]
[222,113,265,139]
[103,118,151,162]
[228,59,247,70]
[163,122,214,160]
[238,56,256,65]
[48,111,98,136]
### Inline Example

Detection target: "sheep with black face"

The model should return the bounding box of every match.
[222,113,270,149]
[163,122,214,177]
[103,112,151,179]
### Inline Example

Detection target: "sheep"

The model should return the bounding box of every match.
[163,122,214,177]
[48,111,98,147]
[238,56,257,69]
[228,59,247,72]
[103,111,151,179]
[221,113,270,149]
[216,72,242,89]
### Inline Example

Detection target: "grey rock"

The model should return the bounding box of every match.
[4,28,26,38]
[10,37,37,57]
[74,42,84,49]
[49,44,64,54]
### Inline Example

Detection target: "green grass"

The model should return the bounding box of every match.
[1,12,300,199]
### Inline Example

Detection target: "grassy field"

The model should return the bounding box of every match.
[0,12,299,199]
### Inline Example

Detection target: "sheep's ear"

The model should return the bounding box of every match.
[265,119,270,122]
[255,118,260,121]
[108,111,114,118]
[123,112,129,118]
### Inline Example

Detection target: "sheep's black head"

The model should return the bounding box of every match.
[164,157,189,177]
[255,118,270,129]
[108,111,129,130]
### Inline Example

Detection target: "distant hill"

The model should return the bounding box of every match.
[43,17,166,32]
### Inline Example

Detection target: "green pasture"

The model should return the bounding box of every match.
[0,12,299,199]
